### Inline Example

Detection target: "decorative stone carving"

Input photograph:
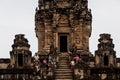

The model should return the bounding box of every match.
[95,33,116,67]
[10,34,32,68]
[35,0,92,54]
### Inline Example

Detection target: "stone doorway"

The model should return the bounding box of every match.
[59,33,68,52]
[18,54,23,67]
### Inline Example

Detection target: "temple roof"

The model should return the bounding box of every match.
[0,58,10,63]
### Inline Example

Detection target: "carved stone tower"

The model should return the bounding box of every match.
[95,33,116,67]
[10,34,32,68]
[35,0,92,54]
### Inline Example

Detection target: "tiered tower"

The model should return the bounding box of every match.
[10,34,32,68]
[35,0,92,55]
[95,33,116,67]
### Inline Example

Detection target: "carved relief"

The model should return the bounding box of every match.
[56,1,70,8]
[75,27,81,44]
[58,14,69,26]
[10,34,32,68]
[53,13,60,27]
[35,0,92,53]
[47,30,53,45]
[45,2,50,9]
[95,34,116,67]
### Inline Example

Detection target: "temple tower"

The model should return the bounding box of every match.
[95,33,116,67]
[10,34,32,68]
[35,0,92,54]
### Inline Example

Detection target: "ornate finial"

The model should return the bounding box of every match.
[97,33,115,51]
[12,34,30,49]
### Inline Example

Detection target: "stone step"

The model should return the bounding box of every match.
[55,75,73,79]
[59,58,69,61]
[58,65,70,67]
[58,63,70,66]
[55,73,73,76]
[55,79,73,80]
[57,67,70,69]
[57,64,70,66]
[55,68,72,71]
[57,66,70,68]
[55,71,72,73]
[58,60,69,62]
[59,61,69,62]
[55,69,72,71]
[58,62,69,64]
[58,64,70,67]
[55,53,73,80]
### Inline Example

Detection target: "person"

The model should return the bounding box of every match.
[70,43,77,54]
[50,43,54,54]
[43,59,49,69]
[70,60,75,70]
[73,55,81,63]
[34,53,39,63]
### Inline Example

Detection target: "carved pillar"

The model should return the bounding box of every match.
[83,22,92,51]
[56,33,58,49]
[36,22,45,52]
[74,19,83,50]
[53,32,58,48]
[71,28,74,45]
[70,10,74,45]
[44,21,53,52]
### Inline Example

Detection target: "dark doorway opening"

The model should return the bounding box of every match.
[60,36,67,52]
[104,55,109,66]
[18,54,23,67]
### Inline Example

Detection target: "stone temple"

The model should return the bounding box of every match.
[0,0,120,80]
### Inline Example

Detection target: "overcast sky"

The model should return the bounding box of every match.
[0,0,120,58]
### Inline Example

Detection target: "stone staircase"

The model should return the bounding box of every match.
[55,53,73,80]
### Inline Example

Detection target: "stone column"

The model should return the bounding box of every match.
[83,24,92,51]
[75,19,83,50]
[71,28,74,45]
[53,32,57,48]
[35,21,45,52]
[44,21,53,52]
[37,28,45,52]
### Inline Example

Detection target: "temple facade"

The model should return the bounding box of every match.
[0,0,120,80]
[35,0,92,54]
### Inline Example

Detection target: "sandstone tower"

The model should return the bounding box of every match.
[1,0,120,80]
[35,0,92,54]
[95,34,116,67]
[10,34,32,68]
